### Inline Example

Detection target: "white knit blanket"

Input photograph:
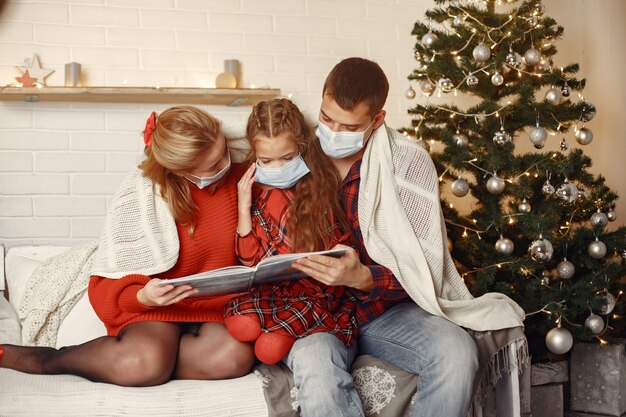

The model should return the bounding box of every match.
[359,125,528,406]
[18,240,98,347]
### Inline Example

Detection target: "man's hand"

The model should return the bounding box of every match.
[292,244,373,291]
[137,279,198,307]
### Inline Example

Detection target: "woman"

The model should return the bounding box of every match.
[0,106,255,386]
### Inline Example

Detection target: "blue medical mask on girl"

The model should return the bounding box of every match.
[254,154,310,189]
[315,119,375,159]
[185,152,231,189]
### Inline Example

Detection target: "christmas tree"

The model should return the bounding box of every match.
[403,0,625,361]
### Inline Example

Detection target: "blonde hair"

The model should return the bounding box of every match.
[247,99,348,252]
[139,105,223,231]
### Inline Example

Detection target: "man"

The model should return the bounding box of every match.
[290,57,527,417]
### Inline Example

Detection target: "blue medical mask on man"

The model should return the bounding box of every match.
[185,152,231,189]
[254,154,310,189]
[316,119,375,159]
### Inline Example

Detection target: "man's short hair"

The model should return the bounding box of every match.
[322,57,389,116]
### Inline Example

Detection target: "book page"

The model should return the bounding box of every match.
[253,248,347,282]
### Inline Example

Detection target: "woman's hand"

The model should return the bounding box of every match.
[237,163,256,236]
[137,279,198,307]
[292,244,373,291]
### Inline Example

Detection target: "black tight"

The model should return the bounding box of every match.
[0,321,255,387]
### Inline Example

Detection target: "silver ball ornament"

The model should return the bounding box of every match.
[561,83,571,97]
[495,236,515,255]
[451,178,470,197]
[518,199,531,213]
[491,72,504,86]
[529,125,548,149]
[545,87,563,105]
[505,51,523,68]
[587,238,607,259]
[581,102,596,122]
[466,74,479,86]
[542,180,555,196]
[421,32,439,49]
[524,48,542,66]
[453,15,464,26]
[575,127,593,145]
[607,210,617,222]
[493,129,511,146]
[556,259,575,279]
[545,325,573,355]
[404,86,416,99]
[453,132,469,147]
[590,210,609,228]
[486,175,505,194]
[528,15,538,27]
[419,80,436,97]
[437,77,454,93]
[529,235,554,262]
[585,314,605,335]
[556,180,579,203]
[595,290,617,315]
[472,43,491,62]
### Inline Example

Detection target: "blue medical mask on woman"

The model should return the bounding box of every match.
[316,119,374,159]
[185,152,231,189]
[254,154,310,189]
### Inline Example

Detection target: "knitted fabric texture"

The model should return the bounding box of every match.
[359,125,529,406]
[19,241,98,346]
[359,125,525,331]
[91,168,179,279]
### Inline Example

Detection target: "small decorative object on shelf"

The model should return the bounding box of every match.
[15,53,54,87]
[64,62,82,87]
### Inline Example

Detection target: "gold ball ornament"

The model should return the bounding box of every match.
[215,72,237,88]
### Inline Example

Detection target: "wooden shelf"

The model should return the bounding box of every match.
[0,86,281,106]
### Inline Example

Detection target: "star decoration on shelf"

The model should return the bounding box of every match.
[15,70,37,87]
[16,54,54,86]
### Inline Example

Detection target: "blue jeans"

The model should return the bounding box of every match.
[284,302,479,417]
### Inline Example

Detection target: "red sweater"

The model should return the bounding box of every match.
[88,164,245,336]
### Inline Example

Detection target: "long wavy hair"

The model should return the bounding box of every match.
[139,105,223,233]
[247,99,349,252]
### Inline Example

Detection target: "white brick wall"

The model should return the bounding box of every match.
[0,0,624,247]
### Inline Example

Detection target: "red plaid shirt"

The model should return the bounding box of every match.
[341,160,411,325]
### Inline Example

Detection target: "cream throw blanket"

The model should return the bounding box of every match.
[360,124,528,404]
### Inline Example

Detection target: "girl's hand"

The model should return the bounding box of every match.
[291,244,373,291]
[237,163,256,215]
[137,278,198,307]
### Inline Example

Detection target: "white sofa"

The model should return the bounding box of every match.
[0,244,529,417]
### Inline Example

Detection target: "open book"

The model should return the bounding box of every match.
[159,248,347,297]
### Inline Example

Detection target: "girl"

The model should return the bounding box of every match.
[0,106,255,385]
[224,98,358,365]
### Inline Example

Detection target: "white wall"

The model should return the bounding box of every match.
[0,0,624,248]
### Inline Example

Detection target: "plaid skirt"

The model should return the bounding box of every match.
[224,278,358,346]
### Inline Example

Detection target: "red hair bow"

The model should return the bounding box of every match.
[143,111,157,147]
